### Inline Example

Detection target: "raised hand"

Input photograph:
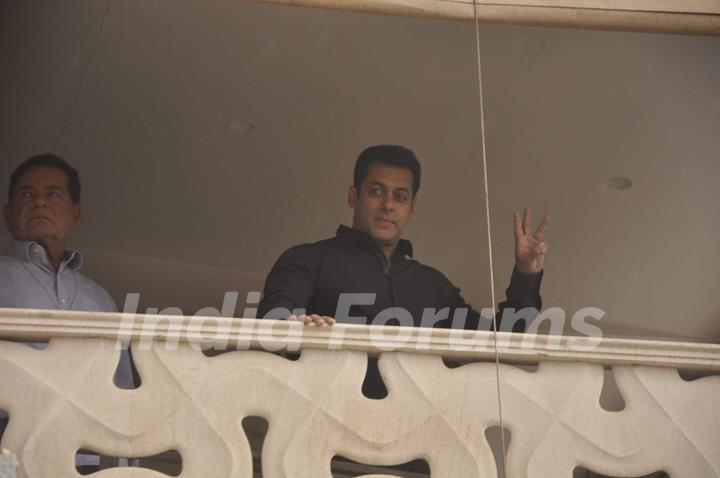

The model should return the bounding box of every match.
[513,207,549,274]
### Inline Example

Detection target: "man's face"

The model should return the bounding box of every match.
[3,166,80,246]
[349,162,415,247]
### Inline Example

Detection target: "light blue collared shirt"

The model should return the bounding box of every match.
[0,240,116,312]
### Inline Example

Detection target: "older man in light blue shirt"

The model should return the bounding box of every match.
[0,154,133,470]
[0,240,116,311]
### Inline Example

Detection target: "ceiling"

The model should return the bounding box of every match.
[1,0,719,342]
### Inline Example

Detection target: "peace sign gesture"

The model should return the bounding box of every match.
[514,207,549,274]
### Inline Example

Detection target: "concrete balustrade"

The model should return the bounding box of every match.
[1,309,719,477]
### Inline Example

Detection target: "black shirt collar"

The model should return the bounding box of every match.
[335,225,414,258]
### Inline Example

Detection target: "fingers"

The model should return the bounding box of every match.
[535,241,548,255]
[311,314,335,326]
[292,314,335,326]
[515,208,549,239]
[523,207,532,236]
[533,215,550,240]
[314,314,335,326]
[513,212,522,242]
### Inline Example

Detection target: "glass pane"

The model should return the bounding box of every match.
[480,20,720,478]
[481,24,720,342]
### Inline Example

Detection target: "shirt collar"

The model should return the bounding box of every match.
[3,240,83,271]
[335,225,414,258]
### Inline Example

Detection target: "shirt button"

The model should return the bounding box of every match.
[60,298,66,303]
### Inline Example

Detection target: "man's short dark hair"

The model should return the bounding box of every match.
[353,145,421,197]
[8,153,81,204]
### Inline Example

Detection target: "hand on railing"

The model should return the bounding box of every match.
[288,314,336,326]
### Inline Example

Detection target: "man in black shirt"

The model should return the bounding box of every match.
[258,145,548,331]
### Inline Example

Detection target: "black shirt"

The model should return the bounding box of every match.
[259,225,542,330]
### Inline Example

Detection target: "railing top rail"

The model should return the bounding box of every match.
[1,308,719,370]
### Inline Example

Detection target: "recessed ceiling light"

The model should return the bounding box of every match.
[605,176,633,191]
[226,119,255,133]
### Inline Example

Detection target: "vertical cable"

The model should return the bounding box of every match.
[471,1,507,475]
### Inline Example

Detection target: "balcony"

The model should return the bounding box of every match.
[1,308,719,477]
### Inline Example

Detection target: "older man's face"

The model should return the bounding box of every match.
[3,166,80,246]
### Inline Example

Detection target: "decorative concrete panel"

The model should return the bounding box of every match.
[0,337,718,477]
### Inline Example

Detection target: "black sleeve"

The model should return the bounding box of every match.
[439,267,543,332]
[258,244,321,319]
[498,267,543,314]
